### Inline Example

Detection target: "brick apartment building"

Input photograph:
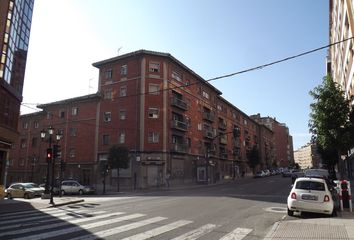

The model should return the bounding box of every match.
[0,0,34,188]
[8,50,290,190]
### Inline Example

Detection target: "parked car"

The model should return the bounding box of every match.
[5,182,44,199]
[39,183,60,195]
[61,180,95,195]
[254,171,266,178]
[287,177,336,216]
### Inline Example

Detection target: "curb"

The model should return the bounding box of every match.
[48,199,85,208]
[262,221,281,240]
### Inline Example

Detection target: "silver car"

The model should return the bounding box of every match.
[61,180,95,195]
[5,183,44,199]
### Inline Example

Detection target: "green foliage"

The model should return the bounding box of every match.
[247,145,260,171]
[309,75,353,151]
[107,144,129,170]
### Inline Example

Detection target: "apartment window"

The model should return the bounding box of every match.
[148,108,159,118]
[72,107,79,116]
[59,110,65,118]
[70,128,77,137]
[202,90,210,99]
[20,139,26,148]
[149,62,160,72]
[34,121,39,129]
[104,112,111,122]
[148,132,159,143]
[104,88,113,99]
[47,112,52,120]
[19,158,25,167]
[22,122,28,129]
[217,104,222,111]
[197,123,202,131]
[105,69,112,79]
[119,110,126,120]
[32,137,38,148]
[172,70,182,81]
[120,86,127,97]
[69,148,76,158]
[148,84,160,95]
[119,132,125,144]
[120,65,127,75]
[103,134,110,145]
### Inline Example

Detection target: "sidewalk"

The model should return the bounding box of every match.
[264,211,354,240]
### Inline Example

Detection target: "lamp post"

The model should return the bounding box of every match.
[40,126,61,204]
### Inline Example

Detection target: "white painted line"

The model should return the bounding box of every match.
[0,207,60,217]
[14,213,146,240]
[0,211,106,231]
[171,223,218,240]
[121,220,193,240]
[0,212,125,238]
[219,227,252,240]
[70,216,167,240]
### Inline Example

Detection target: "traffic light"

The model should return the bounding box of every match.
[46,148,53,162]
[53,144,62,159]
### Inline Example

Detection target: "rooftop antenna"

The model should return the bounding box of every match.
[117,47,122,56]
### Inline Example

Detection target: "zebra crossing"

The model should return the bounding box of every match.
[0,206,253,240]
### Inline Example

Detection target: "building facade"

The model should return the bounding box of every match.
[294,143,322,169]
[328,0,354,178]
[251,114,294,168]
[0,0,34,187]
[8,50,293,190]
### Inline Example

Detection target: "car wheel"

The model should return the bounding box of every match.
[330,208,337,217]
[24,193,30,199]
[78,189,83,195]
[6,193,12,199]
[61,190,65,196]
[287,208,294,216]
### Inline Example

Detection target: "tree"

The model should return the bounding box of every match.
[247,145,260,174]
[309,75,354,178]
[107,144,130,192]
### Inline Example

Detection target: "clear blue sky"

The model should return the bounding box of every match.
[21,0,329,150]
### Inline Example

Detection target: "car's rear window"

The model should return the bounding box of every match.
[295,181,325,191]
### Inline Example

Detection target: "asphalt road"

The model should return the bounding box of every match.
[0,175,293,240]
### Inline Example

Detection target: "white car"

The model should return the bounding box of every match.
[287,177,335,216]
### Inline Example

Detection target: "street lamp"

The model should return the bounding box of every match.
[40,126,61,204]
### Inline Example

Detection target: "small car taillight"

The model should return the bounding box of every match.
[291,192,297,199]
[324,195,330,202]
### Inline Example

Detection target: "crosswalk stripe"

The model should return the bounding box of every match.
[15,213,146,240]
[0,211,125,238]
[0,209,89,225]
[170,223,218,240]
[0,209,62,221]
[0,211,106,231]
[69,216,168,240]
[219,227,253,240]
[121,219,193,240]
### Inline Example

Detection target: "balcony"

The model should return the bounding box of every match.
[202,112,215,122]
[171,97,187,110]
[171,119,188,131]
[171,143,188,153]
[203,130,214,139]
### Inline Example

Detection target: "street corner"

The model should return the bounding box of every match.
[49,197,85,207]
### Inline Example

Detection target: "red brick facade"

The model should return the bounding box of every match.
[8,50,292,190]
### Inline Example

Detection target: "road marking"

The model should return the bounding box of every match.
[14,213,146,240]
[219,227,252,240]
[0,207,60,218]
[0,211,106,231]
[171,223,218,240]
[121,220,193,240]
[70,216,167,240]
[0,212,125,238]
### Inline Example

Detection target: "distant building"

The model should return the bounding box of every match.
[8,50,292,189]
[328,0,354,178]
[251,114,294,168]
[0,0,34,187]
[294,143,322,169]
